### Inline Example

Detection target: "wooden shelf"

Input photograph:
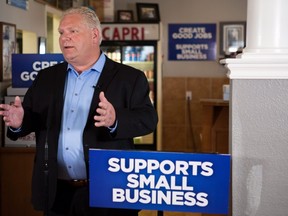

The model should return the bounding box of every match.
[200,99,229,154]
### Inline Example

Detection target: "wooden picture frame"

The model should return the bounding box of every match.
[136,3,160,23]
[0,22,16,81]
[219,21,246,56]
[117,10,134,22]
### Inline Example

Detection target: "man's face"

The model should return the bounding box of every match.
[58,14,99,65]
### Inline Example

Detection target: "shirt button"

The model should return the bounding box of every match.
[67,128,70,130]
[66,147,69,150]
[71,109,74,113]
[68,166,72,169]
[75,93,78,96]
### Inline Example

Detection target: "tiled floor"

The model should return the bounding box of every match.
[139,210,201,216]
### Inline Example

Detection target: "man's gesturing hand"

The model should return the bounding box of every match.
[94,92,116,128]
[0,96,24,128]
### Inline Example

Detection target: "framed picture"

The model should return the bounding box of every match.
[219,21,246,56]
[136,3,160,23]
[117,10,134,22]
[0,22,16,81]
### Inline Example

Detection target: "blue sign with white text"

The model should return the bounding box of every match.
[168,24,216,61]
[12,54,64,88]
[7,0,29,10]
[89,149,230,214]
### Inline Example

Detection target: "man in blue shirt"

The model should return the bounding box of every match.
[0,6,158,216]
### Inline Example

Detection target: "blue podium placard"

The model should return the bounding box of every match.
[12,54,65,88]
[89,149,230,214]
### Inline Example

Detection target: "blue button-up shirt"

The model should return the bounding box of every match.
[57,53,106,180]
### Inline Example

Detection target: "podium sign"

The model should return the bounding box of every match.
[89,149,230,214]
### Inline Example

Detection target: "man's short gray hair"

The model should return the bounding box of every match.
[62,7,103,44]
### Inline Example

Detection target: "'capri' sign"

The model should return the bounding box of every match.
[89,149,230,214]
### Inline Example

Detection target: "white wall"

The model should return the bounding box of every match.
[0,1,63,49]
[114,0,247,77]
[224,0,288,215]
[231,79,288,215]
[0,1,46,37]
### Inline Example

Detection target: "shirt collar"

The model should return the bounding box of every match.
[67,52,106,74]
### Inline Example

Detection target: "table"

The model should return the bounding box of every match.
[200,99,229,154]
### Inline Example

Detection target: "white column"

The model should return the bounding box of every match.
[245,0,288,54]
[222,0,288,79]
[222,0,288,216]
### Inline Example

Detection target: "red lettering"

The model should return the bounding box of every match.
[131,28,139,40]
[101,26,146,41]
[102,27,110,40]
[141,27,145,40]
[122,28,130,40]
[113,28,120,40]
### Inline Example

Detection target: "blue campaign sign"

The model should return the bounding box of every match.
[7,0,29,10]
[89,149,231,214]
[12,54,65,88]
[168,24,216,61]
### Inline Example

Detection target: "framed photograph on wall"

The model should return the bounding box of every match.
[0,22,16,81]
[219,21,246,56]
[117,10,134,22]
[136,3,160,23]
